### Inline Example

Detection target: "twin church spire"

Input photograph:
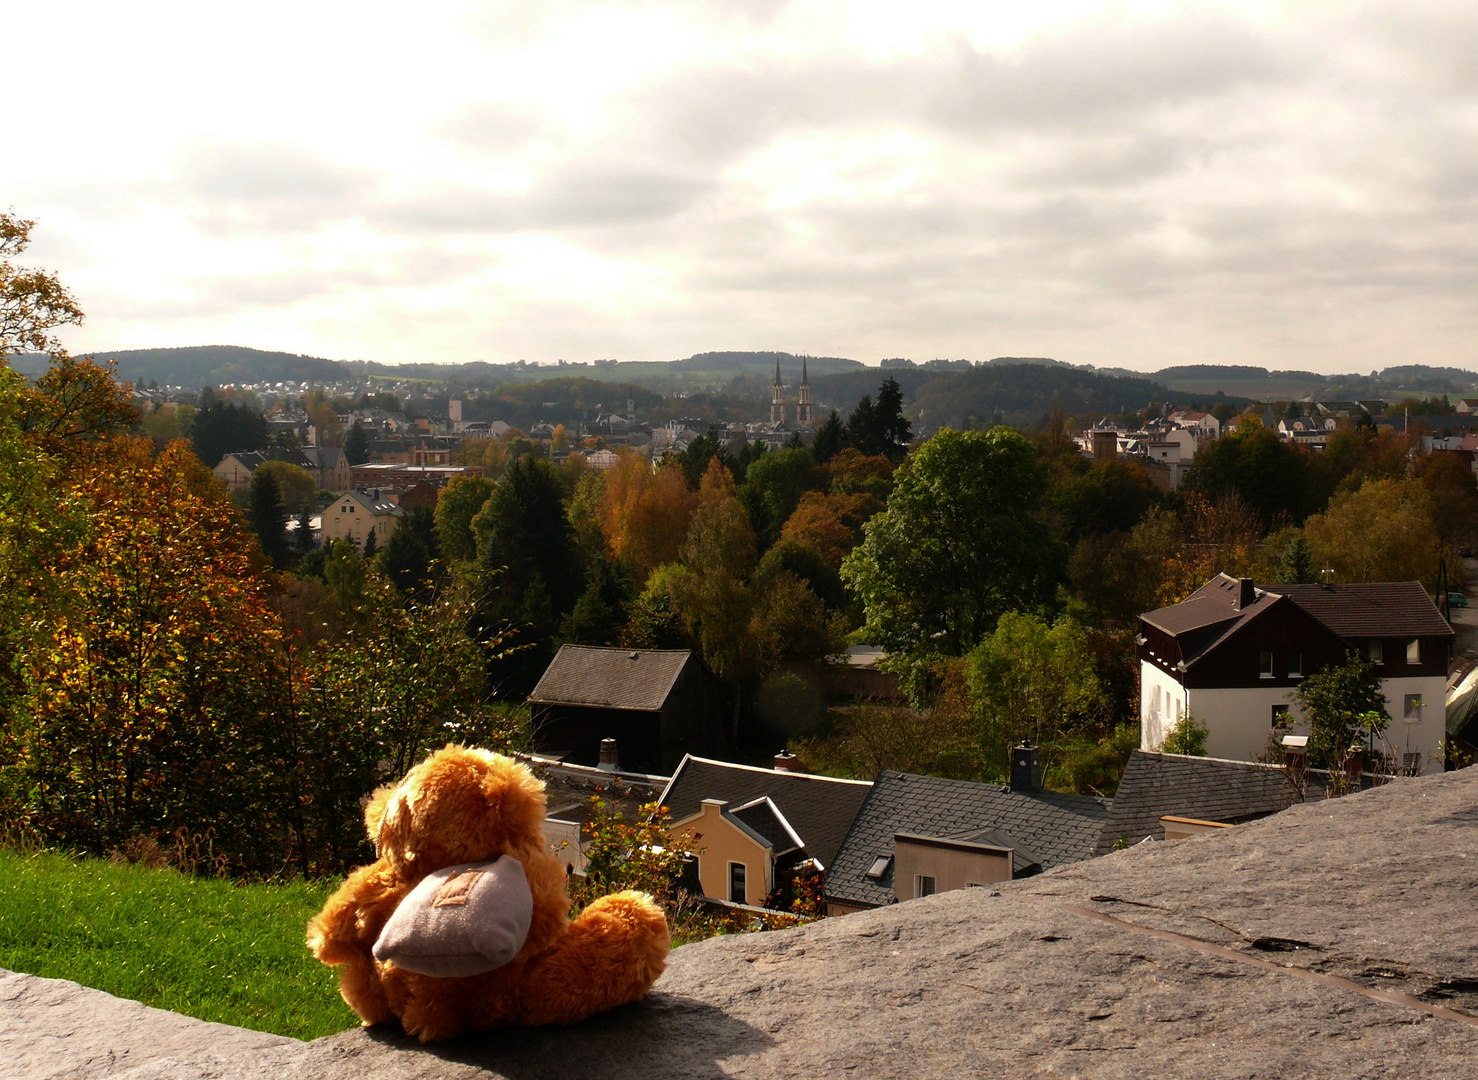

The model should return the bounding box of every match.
[771,356,812,427]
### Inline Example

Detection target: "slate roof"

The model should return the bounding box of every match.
[1274,582,1453,641]
[828,771,1110,909]
[730,797,803,856]
[658,756,873,872]
[528,646,694,712]
[1095,751,1311,856]
[528,755,669,833]
[1142,574,1452,670]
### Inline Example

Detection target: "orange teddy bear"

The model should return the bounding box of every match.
[306,745,671,1041]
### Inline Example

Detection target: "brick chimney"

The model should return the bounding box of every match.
[1235,577,1256,609]
[774,750,799,772]
[598,738,619,772]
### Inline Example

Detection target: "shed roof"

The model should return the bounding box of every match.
[659,756,873,872]
[828,771,1109,908]
[528,645,694,712]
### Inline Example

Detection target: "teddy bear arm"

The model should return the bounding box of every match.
[514,890,670,1027]
[306,862,404,969]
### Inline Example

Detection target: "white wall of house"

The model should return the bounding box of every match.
[1140,661,1190,751]
[1140,661,1446,774]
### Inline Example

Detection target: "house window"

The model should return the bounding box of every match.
[1404,694,1423,723]
[1272,705,1291,727]
[1288,652,1303,677]
[1407,639,1420,665]
[915,875,937,898]
[1367,640,1383,664]
[728,863,746,905]
[1259,651,1274,678]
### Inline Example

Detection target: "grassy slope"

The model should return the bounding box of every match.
[0,849,358,1041]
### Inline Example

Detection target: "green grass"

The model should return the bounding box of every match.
[0,848,359,1040]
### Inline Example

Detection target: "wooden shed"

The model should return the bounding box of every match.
[527,646,726,774]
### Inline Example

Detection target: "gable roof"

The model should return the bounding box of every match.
[1274,581,1452,640]
[730,797,803,857]
[528,645,695,712]
[1095,751,1308,856]
[658,756,873,872]
[828,771,1110,908]
[336,490,402,517]
[1142,574,1451,667]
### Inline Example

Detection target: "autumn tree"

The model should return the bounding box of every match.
[1304,478,1441,586]
[1,213,85,358]
[600,453,696,582]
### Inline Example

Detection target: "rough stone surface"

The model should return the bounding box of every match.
[7,768,1478,1078]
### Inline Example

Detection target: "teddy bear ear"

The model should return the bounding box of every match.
[364,783,397,847]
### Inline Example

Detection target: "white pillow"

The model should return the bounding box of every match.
[372,856,533,978]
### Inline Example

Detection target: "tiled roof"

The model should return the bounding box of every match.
[658,756,873,872]
[527,646,694,711]
[731,797,803,856]
[1095,751,1321,856]
[1274,582,1453,640]
[828,771,1109,908]
[1142,574,1451,666]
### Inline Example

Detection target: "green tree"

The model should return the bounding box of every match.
[1161,713,1208,755]
[343,421,369,466]
[1184,426,1312,527]
[1304,478,1441,586]
[434,474,495,564]
[248,466,291,568]
[189,399,268,468]
[254,460,316,515]
[811,410,844,464]
[737,446,816,551]
[841,428,1064,665]
[967,612,1110,777]
[378,505,442,602]
[1293,653,1390,770]
[1275,534,1318,584]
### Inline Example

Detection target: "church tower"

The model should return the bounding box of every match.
[771,356,786,426]
[797,356,813,426]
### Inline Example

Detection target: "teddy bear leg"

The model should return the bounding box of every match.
[514,890,671,1027]
[337,955,395,1027]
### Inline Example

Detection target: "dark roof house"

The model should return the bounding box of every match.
[1139,574,1452,774]
[528,646,726,774]
[828,756,1110,913]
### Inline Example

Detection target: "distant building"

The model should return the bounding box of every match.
[320,490,403,548]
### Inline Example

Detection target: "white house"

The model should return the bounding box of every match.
[1139,574,1452,776]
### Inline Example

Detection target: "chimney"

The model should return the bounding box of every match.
[774,750,799,772]
[597,738,619,772]
[1010,742,1042,793]
[1236,577,1256,609]
[1092,430,1117,462]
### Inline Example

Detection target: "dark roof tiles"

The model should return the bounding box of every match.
[828,771,1109,908]
[658,757,873,872]
[528,645,694,712]
[1096,750,1316,856]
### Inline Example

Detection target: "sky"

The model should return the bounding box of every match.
[6,0,1478,373]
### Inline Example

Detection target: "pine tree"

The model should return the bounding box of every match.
[248,470,290,568]
[811,410,844,464]
[344,421,369,466]
[362,526,378,558]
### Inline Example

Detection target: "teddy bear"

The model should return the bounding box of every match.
[306,744,671,1042]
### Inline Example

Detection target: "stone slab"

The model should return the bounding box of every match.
[6,767,1478,1079]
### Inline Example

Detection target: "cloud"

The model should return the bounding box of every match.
[178,142,374,232]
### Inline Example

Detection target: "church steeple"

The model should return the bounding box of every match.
[771,355,785,426]
[797,356,813,425]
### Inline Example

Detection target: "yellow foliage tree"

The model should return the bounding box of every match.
[600,453,696,582]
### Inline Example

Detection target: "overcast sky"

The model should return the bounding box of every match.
[7,0,1478,373]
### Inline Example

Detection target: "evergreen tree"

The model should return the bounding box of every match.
[875,376,913,460]
[190,399,268,468]
[378,506,441,602]
[812,410,844,464]
[293,505,316,558]
[343,421,370,466]
[362,526,378,558]
[1276,534,1318,584]
[845,393,878,455]
[248,470,290,568]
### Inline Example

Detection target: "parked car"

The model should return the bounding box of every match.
[1449,591,1468,608]
[1460,546,1473,559]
